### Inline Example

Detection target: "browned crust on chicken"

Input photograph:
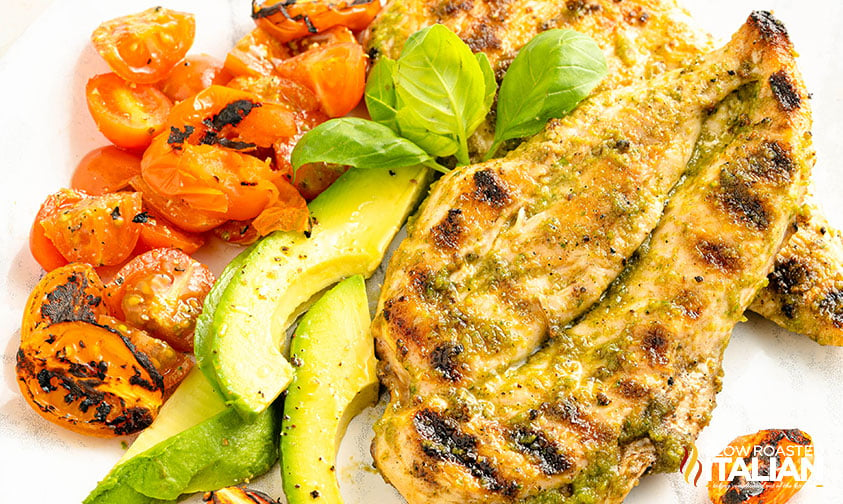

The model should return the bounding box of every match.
[372,12,814,503]
[367,0,843,346]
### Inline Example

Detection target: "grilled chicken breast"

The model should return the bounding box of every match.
[372,13,813,502]
[365,0,843,345]
[750,202,843,345]
[373,9,781,399]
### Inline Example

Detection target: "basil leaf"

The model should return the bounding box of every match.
[365,58,399,132]
[486,29,607,159]
[393,24,490,165]
[291,118,445,173]
[476,52,497,117]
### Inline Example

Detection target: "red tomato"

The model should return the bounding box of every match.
[39,189,143,266]
[91,7,195,84]
[71,146,142,195]
[134,208,206,254]
[104,248,215,352]
[86,73,173,150]
[276,41,367,117]
[160,54,232,103]
[252,0,381,43]
[224,27,291,78]
[129,175,227,233]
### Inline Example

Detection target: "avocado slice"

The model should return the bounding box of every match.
[196,165,430,418]
[281,275,378,503]
[84,369,279,504]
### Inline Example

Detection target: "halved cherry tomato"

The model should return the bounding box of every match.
[30,219,69,272]
[28,190,88,272]
[708,429,814,504]
[251,176,310,235]
[104,248,215,353]
[213,219,261,245]
[285,25,357,56]
[224,27,291,78]
[98,315,193,394]
[160,54,232,103]
[142,134,281,220]
[164,85,297,149]
[134,208,206,254]
[252,0,381,43]
[17,263,164,437]
[71,146,142,195]
[17,321,164,437]
[292,162,349,200]
[22,262,109,339]
[276,41,367,117]
[227,75,329,176]
[91,7,195,84]
[39,189,142,266]
[86,73,173,150]
[130,175,227,233]
[227,74,326,122]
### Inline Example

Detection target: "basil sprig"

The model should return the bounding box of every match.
[291,25,607,174]
[290,118,441,171]
[484,30,608,160]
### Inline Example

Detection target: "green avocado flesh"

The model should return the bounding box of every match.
[84,369,280,504]
[281,275,378,503]
[196,165,430,418]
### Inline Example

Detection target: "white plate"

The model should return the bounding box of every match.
[1,1,841,502]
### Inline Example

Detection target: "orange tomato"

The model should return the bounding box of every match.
[71,146,142,195]
[143,84,305,230]
[39,189,143,266]
[213,219,261,245]
[285,25,357,55]
[252,0,381,43]
[17,263,164,437]
[21,262,109,339]
[17,321,164,437]
[224,27,291,78]
[86,73,173,150]
[141,134,281,220]
[251,176,310,235]
[134,208,206,254]
[104,248,215,353]
[160,54,232,103]
[708,429,814,504]
[276,41,367,117]
[28,190,88,272]
[292,162,349,201]
[164,85,297,148]
[97,315,193,396]
[129,175,227,233]
[91,7,195,84]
